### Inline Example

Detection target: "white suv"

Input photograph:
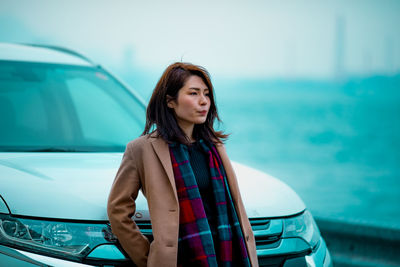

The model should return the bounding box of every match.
[0,43,332,267]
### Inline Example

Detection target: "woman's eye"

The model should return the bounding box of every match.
[190,92,197,95]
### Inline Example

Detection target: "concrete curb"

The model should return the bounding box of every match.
[315,217,400,267]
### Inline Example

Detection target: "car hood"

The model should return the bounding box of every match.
[0,153,305,221]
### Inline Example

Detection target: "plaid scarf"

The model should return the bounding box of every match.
[169,140,251,267]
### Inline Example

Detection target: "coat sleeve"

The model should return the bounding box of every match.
[107,143,150,267]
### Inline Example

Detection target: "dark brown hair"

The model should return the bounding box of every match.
[142,62,227,144]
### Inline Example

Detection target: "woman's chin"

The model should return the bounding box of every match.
[194,119,207,125]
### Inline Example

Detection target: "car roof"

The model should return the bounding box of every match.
[0,43,93,66]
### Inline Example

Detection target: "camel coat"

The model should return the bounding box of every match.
[107,134,258,267]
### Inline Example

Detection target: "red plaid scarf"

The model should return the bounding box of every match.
[169,140,250,267]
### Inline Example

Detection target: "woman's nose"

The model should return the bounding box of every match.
[199,94,208,105]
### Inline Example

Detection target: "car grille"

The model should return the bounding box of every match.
[250,217,282,248]
[136,220,153,241]
[250,217,309,267]
[137,217,309,267]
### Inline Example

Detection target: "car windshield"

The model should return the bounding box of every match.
[0,61,145,152]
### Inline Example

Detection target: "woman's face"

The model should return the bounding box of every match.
[167,75,210,130]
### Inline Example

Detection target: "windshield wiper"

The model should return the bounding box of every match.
[24,147,91,152]
[0,146,125,152]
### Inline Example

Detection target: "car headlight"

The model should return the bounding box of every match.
[0,214,118,262]
[283,210,321,248]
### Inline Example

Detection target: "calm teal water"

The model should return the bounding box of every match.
[214,75,400,229]
[124,72,400,230]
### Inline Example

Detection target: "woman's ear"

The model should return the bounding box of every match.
[166,95,175,108]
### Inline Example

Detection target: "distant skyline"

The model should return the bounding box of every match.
[1,0,399,79]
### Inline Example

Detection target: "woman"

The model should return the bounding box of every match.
[107,62,258,267]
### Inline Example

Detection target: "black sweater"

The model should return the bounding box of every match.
[187,141,218,234]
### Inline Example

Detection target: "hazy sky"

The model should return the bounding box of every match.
[1,0,399,79]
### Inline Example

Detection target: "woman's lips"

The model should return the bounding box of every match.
[198,111,208,116]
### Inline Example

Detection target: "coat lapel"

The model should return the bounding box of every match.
[216,144,240,205]
[150,137,178,202]
[216,144,252,243]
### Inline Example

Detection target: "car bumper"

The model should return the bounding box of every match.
[1,238,332,267]
[257,237,332,267]
[0,244,93,266]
